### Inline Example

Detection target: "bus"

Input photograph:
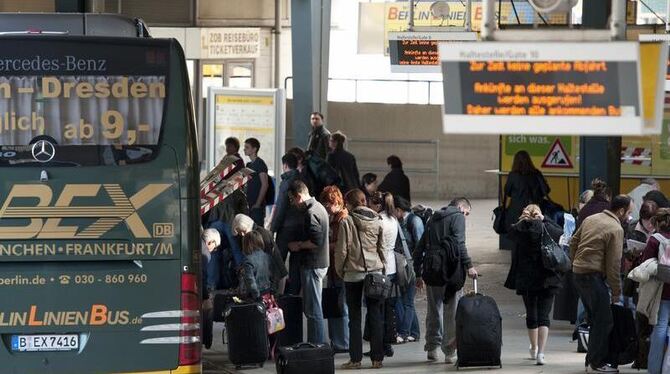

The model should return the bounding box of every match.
[0,15,201,374]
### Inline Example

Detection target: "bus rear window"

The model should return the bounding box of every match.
[0,37,171,166]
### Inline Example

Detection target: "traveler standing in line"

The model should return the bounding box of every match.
[232,214,288,293]
[570,195,633,373]
[361,173,378,204]
[270,153,305,295]
[578,178,612,227]
[224,136,245,169]
[369,192,399,355]
[413,198,478,363]
[243,138,270,226]
[327,131,361,194]
[287,180,330,344]
[506,204,563,366]
[307,111,331,160]
[378,155,411,204]
[501,150,550,250]
[644,190,670,209]
[238,230,274,300]
[320,186,350,353]
[335,189,386,369]
[628,178,659,221]
[640,208,670,374]
[288,147,317,196]
[393,196,422,343]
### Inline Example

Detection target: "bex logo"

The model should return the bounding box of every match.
[0,184,171,239]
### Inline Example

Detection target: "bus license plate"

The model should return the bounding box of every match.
[11,334,79,352]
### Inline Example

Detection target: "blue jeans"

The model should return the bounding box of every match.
[302,267,328,344]
[396,284,420,339]
[649,300,670,374]
[327,277,350,350]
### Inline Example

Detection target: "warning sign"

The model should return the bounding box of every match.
[542,139,573,168]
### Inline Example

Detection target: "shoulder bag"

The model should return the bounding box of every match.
[357,228,391,300]
[540,223,571,273]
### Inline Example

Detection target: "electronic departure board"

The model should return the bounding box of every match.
[440,42,664,136]
[388,32,476,73]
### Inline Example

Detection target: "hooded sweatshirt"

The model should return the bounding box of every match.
[335,206,385,282]
[413,206,472,278]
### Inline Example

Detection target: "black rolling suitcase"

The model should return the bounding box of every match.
[456,278,502,369]
[276,343,334,374]
[212,290,236,322]
[225,301,269,369]
[277,295,303,347]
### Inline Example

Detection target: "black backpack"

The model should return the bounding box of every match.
[306,152,340,188]
[422,217,461,287]
[411,205,434,227]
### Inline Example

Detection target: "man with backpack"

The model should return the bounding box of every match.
[413,197,478,363]
[243,137,271,226]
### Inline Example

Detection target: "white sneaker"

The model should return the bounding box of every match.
[445,351,457,364]
[529,345,537,360]
[395,336,405,344]
[587,364,619,373]
[536,353,545,366]
[427,349,438,361]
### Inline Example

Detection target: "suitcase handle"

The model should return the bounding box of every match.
[293,342,318,349]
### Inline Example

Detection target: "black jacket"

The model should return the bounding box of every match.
[307,125,331,160]
[413,206,472,278]
[327,149,361,194]
[505,219,563,294]
[379,168,411,204]
[577,195,610,228]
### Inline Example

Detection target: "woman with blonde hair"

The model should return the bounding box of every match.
[505,204,563,365]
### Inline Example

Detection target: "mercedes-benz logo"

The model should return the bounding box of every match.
[31,140,55,163]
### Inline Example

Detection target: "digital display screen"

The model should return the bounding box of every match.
[444,60,639,117]
[389,39,440,69]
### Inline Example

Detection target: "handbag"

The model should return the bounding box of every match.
[540,223,571,273]
[262,294,285,334]
[355,228,391,300]
[394,222,416,289]
[492,205,507,234]
[321,286,345,319]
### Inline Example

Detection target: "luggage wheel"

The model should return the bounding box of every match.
[259,362,264,368]
[235,365,242,370]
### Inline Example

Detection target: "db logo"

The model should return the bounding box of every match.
[153,223,174,238]
[0,184,172,239]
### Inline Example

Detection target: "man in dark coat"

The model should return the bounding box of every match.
[307,112,331,160]
[378,155,411,204]
[326,131,360,194]
[270,153,305,295]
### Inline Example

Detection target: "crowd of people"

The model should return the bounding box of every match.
[501,149,670,373]
[201,116,670,373]
[200,112,477,369]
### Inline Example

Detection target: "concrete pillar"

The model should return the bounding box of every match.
[290,0,331,149]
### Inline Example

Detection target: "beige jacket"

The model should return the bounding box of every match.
[570,210,624,298]
[334,207,385,278]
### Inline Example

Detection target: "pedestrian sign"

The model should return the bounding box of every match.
[542,139,573,168]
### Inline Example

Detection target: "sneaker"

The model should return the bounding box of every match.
[341,361,362,370]
[427,349,438,361]
[588,364,619,373]
[536,353,545,366]
[395,336,405,344]
[445,351,457,364]
[371,361,383,369]
[405,336,417,343]
[529,345,537,360]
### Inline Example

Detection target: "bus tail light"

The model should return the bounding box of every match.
[179,273,201,366]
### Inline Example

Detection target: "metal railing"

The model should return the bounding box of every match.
[284,76,444,105]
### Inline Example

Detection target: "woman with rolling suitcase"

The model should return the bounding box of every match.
[506,204,563,366]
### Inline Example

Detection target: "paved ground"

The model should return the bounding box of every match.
[202,199,636,374]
